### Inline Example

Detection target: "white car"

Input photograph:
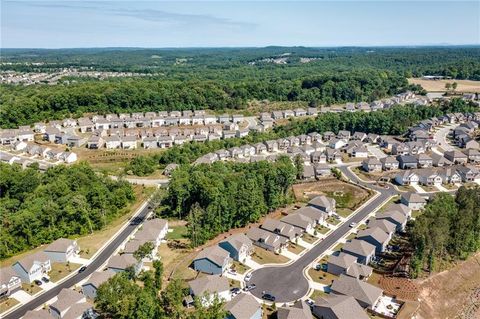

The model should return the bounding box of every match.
[349,222,357,228]
[244,273,252,282]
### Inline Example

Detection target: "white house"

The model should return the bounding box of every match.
[44,238,80,263]
[0,267,22,298]
[12,252,51,283]
[188,275,231,306]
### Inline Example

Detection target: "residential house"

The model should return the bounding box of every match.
[219,234,254,263]
[163,163,179,177]
[104,135,122,149]
[313,294,369,319]
[261,218,298,240]
[337,130,351,140]
[400,193,426,210]
[225,293,262,319]
[362,158,382,172]
[394,170,419,186]
[0,268,22,298]
[12,251,51,283]
[232,114,244,123]
[325,148,341,162]
[376,210,407,232]
[246,227,287,252]
[329,138,347,150]
[281,213,314,233]
[49,288,92,319]
[307,107,318,116]
[86,135,103,149]
[193,246,231,275]
[188,275,231,306]
[311,151,327,164]
[396,155,418,169]
[417,153,433,168]
[327,252,372,280]
[23,309,52,319]
[44,238,79,263]
[341,239,376,265]
[294,108,307,117]
[352,132,367,141]
[277,300,313,319]
[352,146,368,158]
[439,167,462,184]
[432,153,453,167]
[122,136,137,149]
[456,166,478,182]
[106,254,142,275]
[294,206,327,225]
[323,131,336,141]
[254,143,267,154]
[81,270,116,300]
[308,195,336,215]
[444,150,468,164]
[380,156,399,171]
[463,148,480,163]
[367,219,397,238]
[366,133,379,144]
[264,140,278,153]
[301,165,316,180]
[314,163,331,177]
[418,170,443,186]
[330,275,383,309]
[356,227,391,253]
[283,110,295,118]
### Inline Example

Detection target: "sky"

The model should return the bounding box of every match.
[1,0,479,48]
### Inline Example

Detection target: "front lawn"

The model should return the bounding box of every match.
[316,225,330,235]
[332,243,344,252]
[308,268,338,285]
[302,233,318,244]
[229,279,241,289]
[251,248,289,265]
[346,233,357,240]
[337,208,354,218]
[411,210,423,218]
[326,216,341,225]
[0,298,19,313]
[310,289,329,300]
[287,243,306,255]
[231,261,250,274]
[49,262,82,282]
[21,283,42,295]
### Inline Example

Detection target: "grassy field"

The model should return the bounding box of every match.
[231,261,250,274]
[309,289,329,300]
[408,78,480,93]
[166,224,188,240]
[21,283,42,295]
[345,233,357,240]
[49,262,81,282]
[332,243,344,252]
[0,298,19,314]
[251,248,289,265]
[302,233,318,244]
[316,225,330,235]
[308,268,338,285]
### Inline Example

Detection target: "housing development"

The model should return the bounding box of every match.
[1,5,480,318]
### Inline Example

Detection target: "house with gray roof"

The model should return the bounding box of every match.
[23,309,53,319]
[49,288,91,319]
[277,300,313,319]
[219,234,253,263]
[308,195,336,215]
[0,267,21,298]
[313,294,369,319]
[380,156,399,170]
[261,218,298,240]
[44,238,79,263]
[330,274,383,309]
[356,227,391,253]
[82,270,116,300]
[401,193,426,210]
[376,210,407,232]
[341,240,376,265]
[294,206,327,225]
[225,293,262,319]
[362,158,382,172]
[281,213,314,233]
[12,251,51,283]
[188,275,231,305]
[327,252,371,280]
[106,254,142,275]
[367,219,396,237]
[246,228,287,252]
[193,246,231,275]
[444,150,468,164]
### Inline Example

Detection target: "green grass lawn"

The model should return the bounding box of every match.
[358,224,368,230]
[316,225,330,234]
[337,208,354,218]
[346,233,357,240]
[287,243,306,255]
[411,210,423,218]
[332,243,344,252]
[310,289,329,300]
[0,298,19,313]
[231,261,250,274]
[308,268,338,285]
[21,283,42,295]
[326,216,341,225]
[49,262,81,283]
[166,225,188,240]
[251,248,289,265]
[229,279,241,289]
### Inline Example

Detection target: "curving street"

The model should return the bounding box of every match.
[249,165,398,303]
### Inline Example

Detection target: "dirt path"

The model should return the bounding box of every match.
[416,252,480,319]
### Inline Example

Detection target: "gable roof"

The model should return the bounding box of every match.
[23,309,53,319]
[367,219,397,234]
[83,270,116,289]
[225,293,260,319]
[194,246,230,267]
[328,252,358,270]
[356,227,390,245]
[308,195,335,209]
[277,300,313,319]
[14,251,50,272]
[188,275,229,296]
[314,294,369,319]
[44,238,76,253]
[281,213,313,230]
[50,288,84,313]
[294,206,327,222]
[342,239,375,257]
[330,274,383,307]
[219,234,252,252]
[401,192,426,204]
[107,254,138,270]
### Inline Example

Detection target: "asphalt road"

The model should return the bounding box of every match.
[4,203,151,319]
[249,166,397,303]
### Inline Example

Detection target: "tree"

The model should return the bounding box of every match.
[294,155,304,179]
[445,82,452,91]
[161,278,187,318]
[153,260,164,291]
[133,242,155,261]
[95,273,140,319]
[452,82,458,92]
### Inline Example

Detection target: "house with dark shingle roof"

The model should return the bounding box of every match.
[193,246,231,275]
[313,294,369,319]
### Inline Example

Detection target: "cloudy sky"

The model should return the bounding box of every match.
[2,0,479,48]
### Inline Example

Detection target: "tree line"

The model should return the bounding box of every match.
[0,163,135,259]
[161,158,296,247]
[410,187,480,278]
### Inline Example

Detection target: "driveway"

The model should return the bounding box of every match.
[367,145,387,159]
[434,124,457,152]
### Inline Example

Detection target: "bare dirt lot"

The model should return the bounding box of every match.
[408,78,480,93]
[415,252,480,319]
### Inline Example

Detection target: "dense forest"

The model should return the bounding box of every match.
[162,158,296,247]
[410,187,480,277]
[0,163,135,259]
[126,99,478,175]
[2,47,480,128]
[95,260,226,319]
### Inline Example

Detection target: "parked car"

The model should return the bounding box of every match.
[230,287,241,296]
[314,264,322,271]
[305,299,315,307]
[349,222,357,228]
[244,273,252,282]
[78,266,87,273]
[262,293,276,302]
[34,279,42,286]
[244,284,256,292]
[41,276,50,283]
